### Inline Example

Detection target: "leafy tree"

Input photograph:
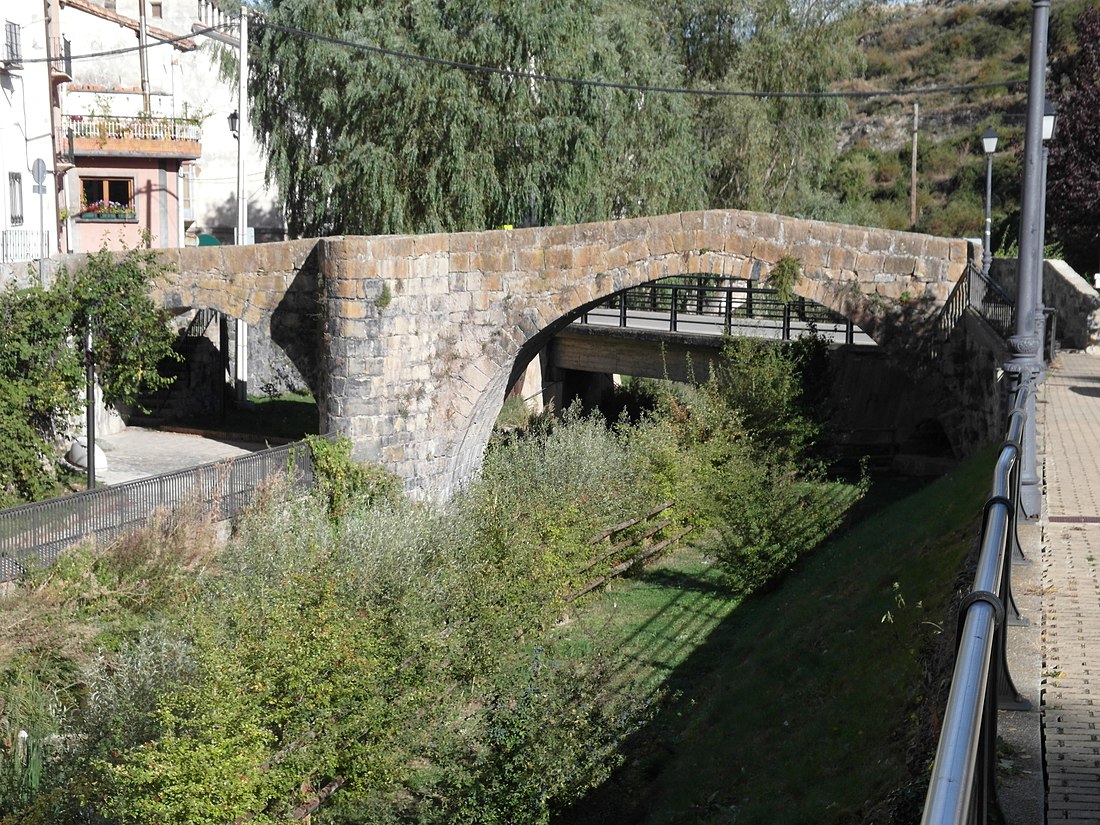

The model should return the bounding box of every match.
[247,0,705,237]
[0,248,179,504]
[655,0,865,214]
[1047,6,1100,276]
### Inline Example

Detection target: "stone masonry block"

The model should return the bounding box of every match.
[840,226,868,250]
[574,220,613,245]
[863,229,897,253]
[413,234,450,256]
[723,234,755,257]
[828,247,859,270]
[573,244,604,270]
[752,239,785,264]
[754,214,780,240]
[702,211,729,231]
[693,231,726,254]
[781,219,811,245]
[377,236,415,259]
[808,221,844,246]
[797,245,829,272]
[855,252,887,273]
[948,241,969,263]
[679,211,706,232]
[337,300,370,319]
[545,224,575,247]
[884,255,917,276]
[544,246,574,271]
[516,248,545,271]
[891,233,926,259]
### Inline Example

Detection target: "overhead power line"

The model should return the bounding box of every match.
[258,19,1028,102]
[21,22,236,63]
[27,13,1027,103]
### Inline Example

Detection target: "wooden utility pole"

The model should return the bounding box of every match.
[910,102,919,230]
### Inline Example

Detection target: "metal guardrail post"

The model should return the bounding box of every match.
[619,295,628,327]
[724,287,733,335]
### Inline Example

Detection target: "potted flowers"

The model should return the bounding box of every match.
[79,200,136,221]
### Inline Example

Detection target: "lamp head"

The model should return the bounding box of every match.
[228,109,239,138]
[1042,101,1058,141]
[981,127,998,155]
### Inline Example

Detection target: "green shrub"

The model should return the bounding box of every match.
[307,435,402,518]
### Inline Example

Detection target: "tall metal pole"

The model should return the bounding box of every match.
[1008,0,1051,520]
[236,9,248,249]
[235,9,249,403]
[910,102,919,230]
[982,151,994,276]
[85,325,95,489]
[1036,140,1050,362]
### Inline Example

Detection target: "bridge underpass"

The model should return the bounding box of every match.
[538,276,878,420]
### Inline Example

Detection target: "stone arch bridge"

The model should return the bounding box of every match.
[147,209,968,496]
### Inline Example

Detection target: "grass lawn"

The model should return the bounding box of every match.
[552,450,994,825]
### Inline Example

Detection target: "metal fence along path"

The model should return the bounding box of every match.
[0,441,314,580]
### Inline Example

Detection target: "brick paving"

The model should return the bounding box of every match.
[1041,350,1100,824]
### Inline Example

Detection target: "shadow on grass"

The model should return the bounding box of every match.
[553,455,993,825]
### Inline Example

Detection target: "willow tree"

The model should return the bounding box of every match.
[246,0,705,237]
[655,0,866,215]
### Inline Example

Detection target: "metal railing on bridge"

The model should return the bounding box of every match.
[932,262,1058,363]
[0,440,315,580]
[920,385,1031,825]
[936,262,1015,342]
[577,276,860,344]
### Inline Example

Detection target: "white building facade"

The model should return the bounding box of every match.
[45,0,283,253]
[1,6,57,269]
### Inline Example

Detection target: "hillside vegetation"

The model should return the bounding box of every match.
[828,0,1097,262]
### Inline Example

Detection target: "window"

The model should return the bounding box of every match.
[79,177,135,217]
[8,173,22,226]
[3,21,21,67]
[180,163,195,220]
[150,2,163,18]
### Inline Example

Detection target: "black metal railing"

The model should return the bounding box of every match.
[0,440,316,580]
[936,263,1015,344]
[578,276,859,344]
[49,36,71,79]
[920,384,1031,824]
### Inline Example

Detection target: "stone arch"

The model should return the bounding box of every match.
[152,209,967,497]
[152,240,325,396]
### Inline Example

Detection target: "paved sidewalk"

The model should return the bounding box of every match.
[1039,350,1100,822]
[95,427,264,485]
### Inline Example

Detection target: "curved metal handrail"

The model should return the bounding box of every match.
[921,384,1030,824]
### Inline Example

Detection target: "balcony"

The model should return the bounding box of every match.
[49,37,72,84]
[62,113,202,160]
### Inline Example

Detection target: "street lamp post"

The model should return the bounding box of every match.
[1008,0,1052,521]
[982,127,998,277]
[1035,101,1058,362]
[233,11,249,402]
